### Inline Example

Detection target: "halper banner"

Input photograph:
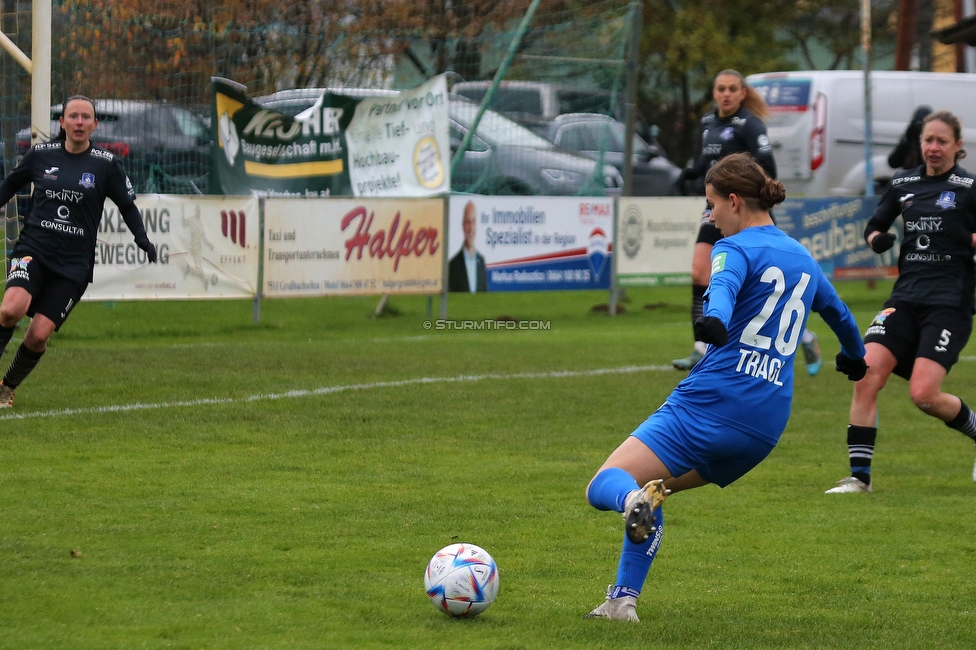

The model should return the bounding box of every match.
[447,196,613,292]
[262,197,444,297]
[211,76,450,198]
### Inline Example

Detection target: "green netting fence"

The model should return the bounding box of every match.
[0,0,633,193]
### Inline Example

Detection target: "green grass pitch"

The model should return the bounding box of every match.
[1,282,974,649]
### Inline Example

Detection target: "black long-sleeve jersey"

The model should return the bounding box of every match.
[0,141,144,284]
[684,106,777,190]
[867,165,976,311]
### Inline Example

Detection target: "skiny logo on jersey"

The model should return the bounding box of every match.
[935,191,956,210]
[79,172,96,189]
[45,188,84,203]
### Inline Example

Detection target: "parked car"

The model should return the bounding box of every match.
[544,113,681,196]
[254,88,622,196]
[451,80,650,138]
[15,100,211,195]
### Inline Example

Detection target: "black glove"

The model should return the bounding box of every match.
[835,352,868,381]
[869,232,896,254]
[945,222,975,249]
[694,316,728,347]
[136,237,158,263]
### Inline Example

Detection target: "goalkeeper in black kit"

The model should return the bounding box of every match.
[0,95,157,408]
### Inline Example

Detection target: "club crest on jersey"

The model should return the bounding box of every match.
[79,172,95,189]
[720,127,734,141]
[935,191,956,210]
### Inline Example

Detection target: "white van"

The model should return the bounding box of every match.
[745,70,976,197]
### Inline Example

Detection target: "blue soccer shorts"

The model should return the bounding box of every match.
[630,402,775,487]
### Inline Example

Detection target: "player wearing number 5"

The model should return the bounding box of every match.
[827,111,976,493]
[584,153,865,621]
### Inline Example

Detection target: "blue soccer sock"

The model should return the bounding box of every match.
[614,506,664,597]
[587,467,639,512]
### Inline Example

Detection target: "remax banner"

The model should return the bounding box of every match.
[447,196,613,292]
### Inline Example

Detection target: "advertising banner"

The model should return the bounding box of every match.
[87,195,259,300]
[262,198,443,297]
[615,198,702,286]
[211,76,450,198]
[212,78,357,197]
[775,196,899,280]
[346,76,451,197]
[447,196,613,292]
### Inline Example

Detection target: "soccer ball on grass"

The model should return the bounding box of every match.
[424,543,499,617]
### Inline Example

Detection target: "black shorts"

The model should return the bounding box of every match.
[863,299,973,379]
[695,204,723,246]
[5,254,86,331]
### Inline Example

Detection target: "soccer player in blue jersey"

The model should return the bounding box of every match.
[672,69,823,375]
[584,152,867,621]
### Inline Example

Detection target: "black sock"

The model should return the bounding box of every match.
[0,324,14,357]
[691,284,706,340]
[847,424,877,486]
[947,401,976,440]
[3,343,45,389]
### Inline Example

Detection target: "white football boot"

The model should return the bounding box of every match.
[584,585,639,622]
[825,476,872,493]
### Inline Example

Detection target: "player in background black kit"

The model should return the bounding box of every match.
[888,105,932,171]
[672,69,824,375]
[827,110,976,493]
[0,95,157,408]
